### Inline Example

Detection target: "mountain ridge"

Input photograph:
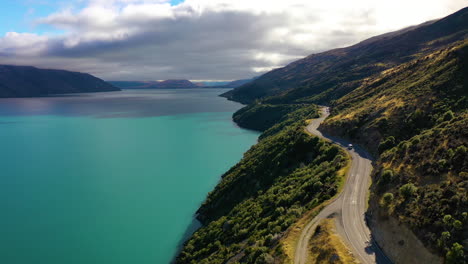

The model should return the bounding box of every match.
[0,65,119,98]
[222,7,468,105]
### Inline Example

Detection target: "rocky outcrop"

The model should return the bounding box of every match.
[368,207,443,264]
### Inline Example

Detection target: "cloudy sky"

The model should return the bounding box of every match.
[0,0,466,81]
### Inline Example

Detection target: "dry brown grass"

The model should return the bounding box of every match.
[309,219,360,264]
[280,206,323,264]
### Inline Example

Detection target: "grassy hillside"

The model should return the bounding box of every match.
[321,41,467,262]
[322,40,468,153]
[176,107,348,264]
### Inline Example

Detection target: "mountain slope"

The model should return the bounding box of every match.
[177,106,348,264]
[223,78,256,88]
[0,65,119,98]
[178,8,468,264]
[222,7,468,105]
[322,40,468,153]
[320,39,468,263]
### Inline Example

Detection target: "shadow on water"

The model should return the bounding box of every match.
[170,217,202,264]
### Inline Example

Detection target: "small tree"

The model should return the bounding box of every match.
[313,181,323,191]
[399,183,417,199]
[381,169,394,184]
[462,212,467,222]
[378,136,396,153]
[443,215,453,226]
[380,193,394,208]
[453,220,462,230]
[443,110,454,121]
[446,243,464,264]
[437,231,451,249]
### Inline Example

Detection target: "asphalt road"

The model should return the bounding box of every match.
[294,107,392,264]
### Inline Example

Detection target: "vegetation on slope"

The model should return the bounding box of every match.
[179,8,468,264]
[233,103,305,131]
[321,41,468,262]
[177,107,348,264]
[375,115,467,262]
[309,219,358,264]
[323,40,468,153]
[232,103,319,135]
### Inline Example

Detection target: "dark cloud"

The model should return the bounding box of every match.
[0,0,466,80]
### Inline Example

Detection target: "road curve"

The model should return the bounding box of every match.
[294,107,392,264]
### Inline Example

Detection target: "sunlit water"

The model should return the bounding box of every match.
[0,89,259,264]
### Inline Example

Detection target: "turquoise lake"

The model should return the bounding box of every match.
[0,89,259,264]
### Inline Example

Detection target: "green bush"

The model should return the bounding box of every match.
[399,183,418,199]
[378,136,396,154]
[443,110,454,121]
[446,243,465,264]
[380,193,394,208]
[381,169,394,184]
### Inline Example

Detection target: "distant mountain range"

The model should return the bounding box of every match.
[0,64,255,98]
[109,79,198,89]
[109,78,256,89]
[0,65,120,98]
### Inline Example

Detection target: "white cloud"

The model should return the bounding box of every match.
[0,0,466,80]
[0,32,49,56]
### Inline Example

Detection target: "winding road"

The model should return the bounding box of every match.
[294,107,392,264]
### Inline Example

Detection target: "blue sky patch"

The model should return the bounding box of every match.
[0,0,185,35]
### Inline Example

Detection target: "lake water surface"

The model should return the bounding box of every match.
[0,89,259,264]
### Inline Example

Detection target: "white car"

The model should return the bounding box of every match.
[348,144,353,150]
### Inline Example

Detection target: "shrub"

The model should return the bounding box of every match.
[437,231,451,249]
[443,215,453,226]
[443,110,454,121]
[378,136,396,153]
[446,243,464,264]
[313,181,323,191]
[381,169,394,184]
[438,159,447,169]
[399,183,418,199]
[380,193,394,208]
[453,220,462,230]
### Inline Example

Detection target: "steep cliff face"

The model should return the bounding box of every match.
[367,215,443,264]
[0,65,119,98]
